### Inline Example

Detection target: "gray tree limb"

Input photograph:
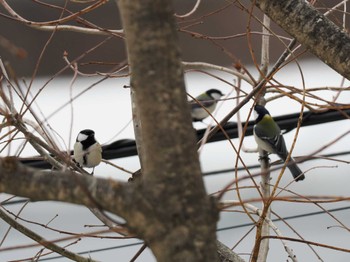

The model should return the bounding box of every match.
[116,0,219,261]
[216,240,246,262]
[0,157,246,261]
[0,157,132,217]
[251,0,350,80]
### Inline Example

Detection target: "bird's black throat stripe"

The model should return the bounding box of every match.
[83,153,88,166]
[255,113,264,124]
[81,136,96,151]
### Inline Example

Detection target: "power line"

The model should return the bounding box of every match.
[203,149,350,176]
[1,199,29,206]
[3,149,350,207]
[38,241,144,261]
[19,108,350,169]
[35,205,350,261]
[6,108,350,260]
[217,205,350,232]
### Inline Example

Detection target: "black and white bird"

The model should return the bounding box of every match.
[190,89,224,122]
[253,105,305,181]
[73,129,102,175]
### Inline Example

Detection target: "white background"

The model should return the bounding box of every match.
[1,59,350,261]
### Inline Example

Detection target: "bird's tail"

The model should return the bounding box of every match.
[286,158,305,182]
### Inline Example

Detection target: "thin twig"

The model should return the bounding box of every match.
[0,207,97,262]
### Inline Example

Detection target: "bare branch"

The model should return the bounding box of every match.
[0,207,97,262]
[0,0,124,36]
[0,157,130,217]
[216,240,246,262]
[222,200,297,261]
[251,0,350,80]
[175,0,201,18]
[182,61,255,85]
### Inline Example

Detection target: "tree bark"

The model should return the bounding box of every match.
[116,0,218,261]
[252,0,350,80]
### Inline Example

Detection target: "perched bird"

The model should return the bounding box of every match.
[73,129,102,175]
[253,105,305,181]
[190,89,224,122]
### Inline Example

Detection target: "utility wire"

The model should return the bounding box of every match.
[38,241,144,261]
[19,108,350,169]
[217,205,350,232]
[3,150,350,207]
[3,108,349,260]
[34,205,350,261]
[203,149,350,176]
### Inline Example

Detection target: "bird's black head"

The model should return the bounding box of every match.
[76,129,96,149]
[206,89,224,99]
[254,105,270,123]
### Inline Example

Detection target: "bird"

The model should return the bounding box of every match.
[73,129,102,175]
[253,105,305,181]
[190,89,224,122]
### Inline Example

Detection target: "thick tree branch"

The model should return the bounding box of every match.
[0,158,243,261]
[0,157,132,219]
[116,0,219,261]
[216,240,246,262]
[252,0,350,80]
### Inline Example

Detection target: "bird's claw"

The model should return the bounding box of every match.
[258,155,270,162]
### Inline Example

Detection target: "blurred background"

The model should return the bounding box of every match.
[0,0,343,75]
[1,1,350,262]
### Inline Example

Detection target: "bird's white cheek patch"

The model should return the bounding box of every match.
[211,93,222,100]
[77,133,88,142]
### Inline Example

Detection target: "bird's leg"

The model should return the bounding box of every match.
[90,167,95,175]
[258,154,270,162]
[258,149,272,182]
[72,158,82,168]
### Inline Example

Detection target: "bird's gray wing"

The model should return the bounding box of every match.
[190,94,215,110]
[274,134,289,160]
[254,126,288,158]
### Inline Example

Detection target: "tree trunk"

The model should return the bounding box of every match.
[116,0,218,261]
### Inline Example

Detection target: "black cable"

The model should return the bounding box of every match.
[33,205,350,261]
[19,139,137,169]
[3,149,350,208]
[197,107,350,143]
[6,108,350,259]
[19,108,350,169]
[37,241,144,261]
[0,199,28,206]
[217,205,350,232]
[203,150,350,176]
